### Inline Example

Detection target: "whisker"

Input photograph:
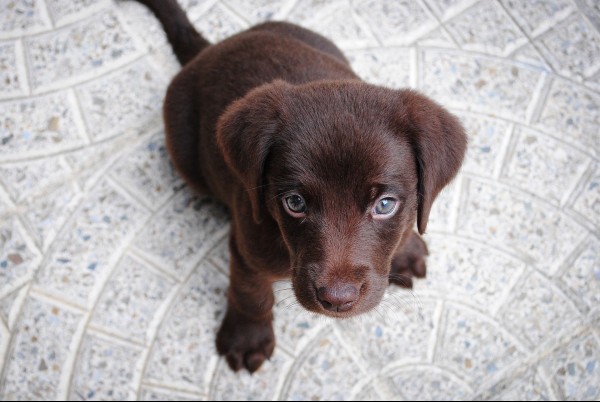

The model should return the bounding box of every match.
[283,301,302,311]
[388,273,415,287]
[382,290,425,324]
[276,295,297,307]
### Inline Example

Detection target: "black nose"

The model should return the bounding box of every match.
[317,285,359,312]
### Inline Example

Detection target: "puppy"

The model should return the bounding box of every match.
[136,0,467,373]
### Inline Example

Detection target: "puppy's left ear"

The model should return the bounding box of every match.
[216,81,290,224]
[394,89,467,235]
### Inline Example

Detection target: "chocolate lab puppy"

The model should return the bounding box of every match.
[135,0,467,373]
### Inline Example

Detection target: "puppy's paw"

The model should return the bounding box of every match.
[389,233,429,289]
[216,308,275,373]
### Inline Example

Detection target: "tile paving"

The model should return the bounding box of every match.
[0,0,598,400]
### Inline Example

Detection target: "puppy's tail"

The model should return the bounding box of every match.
[135,0,210,65]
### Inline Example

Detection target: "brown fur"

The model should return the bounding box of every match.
[135,0,467,373]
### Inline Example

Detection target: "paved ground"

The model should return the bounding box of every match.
[0,0,599,400]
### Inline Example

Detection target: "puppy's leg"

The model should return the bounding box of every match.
[389,231,428,288]
[216,235,275,373]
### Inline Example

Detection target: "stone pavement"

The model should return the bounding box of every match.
[0,0,599,400]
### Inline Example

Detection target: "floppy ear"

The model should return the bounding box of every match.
[394,89,467,235]
[216,81,290,224]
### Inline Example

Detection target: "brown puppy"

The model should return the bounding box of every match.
[136,0,467,373]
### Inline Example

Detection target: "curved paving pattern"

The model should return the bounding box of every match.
[0,0,599,400]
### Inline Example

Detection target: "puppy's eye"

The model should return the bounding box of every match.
[372,197,399,218]
[283,194,307,217]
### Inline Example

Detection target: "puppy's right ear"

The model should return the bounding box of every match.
[216,81,290,224]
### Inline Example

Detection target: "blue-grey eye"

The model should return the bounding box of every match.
[374,197,397,216]
[284,194,307,215]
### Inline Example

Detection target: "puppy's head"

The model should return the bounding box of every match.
[217,80,466,317]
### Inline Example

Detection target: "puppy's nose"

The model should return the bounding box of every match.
[317,285,359,312]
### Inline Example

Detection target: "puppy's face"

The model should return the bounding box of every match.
[265,114,418,317]
[217,80,466,318]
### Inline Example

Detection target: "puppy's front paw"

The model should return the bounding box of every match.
[216,308,275,373]
[389,233,429,289]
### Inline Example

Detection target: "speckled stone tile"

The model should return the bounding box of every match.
[0,40,27,99]
[0,157,71,202]
[0,191,12,219]
[75,58,167,141]
[422,0,478,21]
[0,296,83,400]
[0,217,40,298]
[347,48,412,89]
[206,236,229,275]
[578,0,600,20]
[287,1,378,50]
[570,165,600,229]
[193,2,249,44]
[457,178,587,270]
[272,283,329,356]
[45,0,111,26]
[90,254,177,343]
[351,384,383,401]
[116,0,169,53]
[0,288,18,327]
[222,0,291,24]
[0,285,26,330]
[21,181,81,252]
[142,260,228,393]
[426,175,460,232]
[435,304,527,389]
[0,0,51,39]
[69,333,143,401]
[497,271,582,349]
[353,0,437,45]
[281,330,366,401]
[457,112,511,176]
[64,131,140,191]
[337,298,436,369]
[2,0,600,400]
[387,365,473,401]
[24,9,141,92]
[133,189,229,275]
[418,235,525,314]
[502,127,590,205]
[536,13,600,80]
[534,78,599,158]
[560,237,600,314]
[33,180,149,307]
[138,386,203,401]
[286,0,347,26]
[479,367,554,401]
[420,49,542,121]
[500,0,573,36]
[0,91,87,161]
[540,331,600,400]
[416,27,458,48]
[445,1,527,56]
[585,68,600,92]
[209,349,292,400]
[179,0,223,22]
[0,318,8,367]
[109,132,183,211]
[511,43,553,71]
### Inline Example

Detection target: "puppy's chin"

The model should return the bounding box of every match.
[290,275,388,319]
